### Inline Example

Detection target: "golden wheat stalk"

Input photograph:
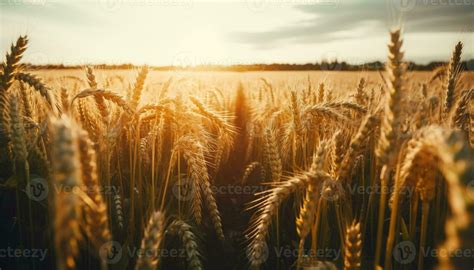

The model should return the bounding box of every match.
[16,72,53,106]
[295,142,328,264]
[8,94,28,166]
[375,28,406,269]
[71,89,133,114]
[113,191,124,230]
[77,129,111,250]
[337,115,378,183]
[76,99,101,141]
[376,28,405,166]
[0,36,28,92]
[318,83,325,103]
[290,91,303,137]
[135,211,165,270]
[173,136,224,240]
[130,65,149,110]
[354,78,366,105]
[169,219,203,270]
[305,104,354,127]
[50,116,82,270]
[264,129,282,183]
[443,42,463,116]
[85,66,98,89]
[241,161,261,184]
[247,171,332,269]
[325,101,367,114]
[329,130,345,177]
[19,82,33,118]
[344,220,362,270]
[452,89,473,131]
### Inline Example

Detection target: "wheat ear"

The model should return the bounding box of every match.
[295,142,329,266]
[130,65,148,109]
[135,211,165,270]
[16,72,53,106]
[344,220,362,270]
[76,99,100,141]
[375,28,405,268]
[290,91,303,136]
[174,136,225,240]
[329,130,345,177]
[72,89,132,114]
[169,219,203,270]
[51,116,82,270]
[325,101,367,114]
[305,105,354,127]
[190,96,235,134]
[85,66,111,125]
[0,36,28,92]
[444,42,463,116]
[112,191,124,231]
[318,83,325,103]
[85,66,98,88]
[264,129,282,183]
[337,115,379,183]
[376,28,404,166]
[355,78,366,105]
[173,136,204,224]
[452,89,473,131]
[247,171,331,269]
[19,82,33,118]
[241,161,261,184]
[8,94,28,166]
[78,129,111,250]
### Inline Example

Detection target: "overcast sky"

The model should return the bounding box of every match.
[0,0,472,66]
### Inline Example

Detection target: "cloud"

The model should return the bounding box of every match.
[0,1,102,26]
[233,0,474,48]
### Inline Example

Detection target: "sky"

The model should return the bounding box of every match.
[0,0,473,66]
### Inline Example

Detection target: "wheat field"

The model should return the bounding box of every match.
[0,30,473,270]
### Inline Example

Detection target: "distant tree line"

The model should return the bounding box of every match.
[24,59,474,71]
